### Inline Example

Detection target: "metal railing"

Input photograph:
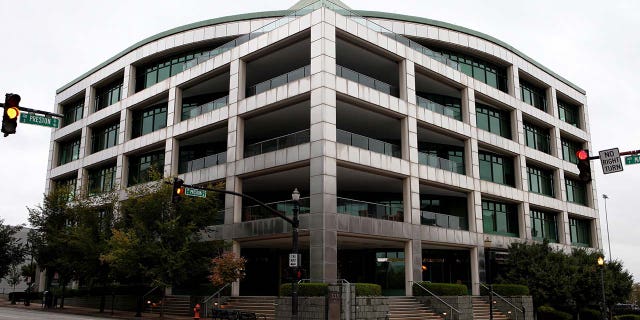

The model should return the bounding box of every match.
[243,197,310,221]
[420,210,468,230]
[247,65,311,96]
[416,95,462,121]
[244,129,310,157]
[323,0,457,69]
[202,283,231,319]
[182,95,229,121]
[336,129,401,158]
[418,151,464,174]
[410,281,460,319]
[179,151,227,174]
[335,65,398,96]
[478,282,524,320]
[184,1,323,70]
[337,197,403,221]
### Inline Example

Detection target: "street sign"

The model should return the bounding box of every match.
[289,253,301,267]
[625,155,640,165]
[19,112,59,128]
[599,148,624,174]
[184,187,207,198]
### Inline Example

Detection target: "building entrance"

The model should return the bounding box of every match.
[338,249,405,296]
[421,249,471,292]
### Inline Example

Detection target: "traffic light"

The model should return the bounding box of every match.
[2,93,20,136]
[172,177,185,203]
[576,149,592,183]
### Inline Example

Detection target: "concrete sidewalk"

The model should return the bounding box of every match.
[0,298,197,320]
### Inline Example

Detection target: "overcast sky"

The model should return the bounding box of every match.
[1,0,638,281]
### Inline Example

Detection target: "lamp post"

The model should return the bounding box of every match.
[484,237,493,320]
[602,194,612,262]
[291,188,300,318]
[597,256,607,320]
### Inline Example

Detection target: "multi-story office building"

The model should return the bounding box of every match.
[47,0,599,296]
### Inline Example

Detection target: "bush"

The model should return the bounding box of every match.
[537,305,573,320]
[279,283,328,296]
[412,282,468,296]
[616,315,640,320]
[490,284,529,296]
[354,283,381,296]
[579,308,602,320]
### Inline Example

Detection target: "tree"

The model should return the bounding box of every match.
[28,186,116,309]
[0,218,25,280]
[210,252,247,286]
[499,241,634,314]
[7,264,21,304]
[101,177,224,316]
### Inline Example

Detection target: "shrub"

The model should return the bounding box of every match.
[354,283,381,296]
[537,305,572,320]
[579,308,602,320]
[412,282,468,296]
[490,284,530,296]
[279,283,328,296]
[616,315,640,320]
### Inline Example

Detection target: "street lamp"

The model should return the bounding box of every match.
[602,194,612,262]
[291,188,300,318]
[484,237,493,320]
[597,256,607,320]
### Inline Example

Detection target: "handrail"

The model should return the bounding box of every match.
[409,281,460,316]
[244,128,310,157]
[478,282,523,313]
[202,283,231,318]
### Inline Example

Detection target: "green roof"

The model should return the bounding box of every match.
[57,8,585,95]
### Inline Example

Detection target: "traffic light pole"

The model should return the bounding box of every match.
[583,149,640,160]
[0,103,64,118]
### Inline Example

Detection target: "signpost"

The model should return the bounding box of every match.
[184,187,207,198]
[625,155,640,165]
[19,113,59,128]
[599,148,623,174]
[289,253,301,267]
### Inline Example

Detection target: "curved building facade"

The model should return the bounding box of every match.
[48,0,599,296]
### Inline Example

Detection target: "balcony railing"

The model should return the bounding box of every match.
[420,210,468,230]
[323,0,457,69]
[416,95,462,121]
[244,129,310,157]
[337,197,403,221]
[418,151,464,174]
[337,129,401,158]
[335,65,398,96]
[177,0,455,96]
[182,95,229,121]
[247,65,311,97]
[179,151,227,174]
[243,197,310,221]
[184,2,323,70]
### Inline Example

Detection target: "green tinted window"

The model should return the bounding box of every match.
[530,210,558,242]
[482,199,518,236]
[132,104,167,138]
[565,178,587,205]
[524,122,550,153]
[561,139,582,164]
[558,100,580,127]
[479,151,514,187]
[527,166,554,197]
[128,150,164,186]
[569,217,591,247]
[476,103,511,139]
[520,80,547,111]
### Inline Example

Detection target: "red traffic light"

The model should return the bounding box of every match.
[576,150,589,161]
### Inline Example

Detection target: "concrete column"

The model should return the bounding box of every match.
[405,61,416,106]
[471,190,483,234]
[231,241,241,296]
[520,202,530,240]
[308,20,338,283]
[461,87,474,126]
[406,239,422,296]
[507,65,520,99]
[470,247,480,295]
[559,211,570,245]
[124,64,136,98]
[169,138,180,176]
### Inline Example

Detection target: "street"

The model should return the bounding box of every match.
[0,307,111,320]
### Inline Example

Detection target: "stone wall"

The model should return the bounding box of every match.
[493,296,534,320]
[63,295,138,311]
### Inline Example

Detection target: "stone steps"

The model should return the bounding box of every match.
[387,296,443,320]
